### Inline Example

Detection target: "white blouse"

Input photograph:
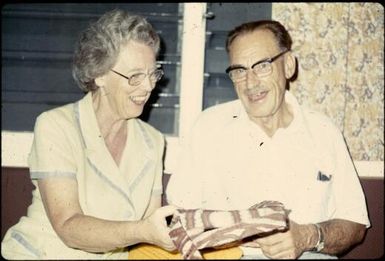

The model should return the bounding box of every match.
[2,92,164,259]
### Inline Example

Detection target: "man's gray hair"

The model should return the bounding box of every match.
[226,20,292,53]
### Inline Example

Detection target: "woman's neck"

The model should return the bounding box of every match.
[92,89,129,166]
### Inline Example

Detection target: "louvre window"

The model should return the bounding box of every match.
[2,3,183,135]
[203,3,272,109]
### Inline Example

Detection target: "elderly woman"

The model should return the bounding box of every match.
[1,9,176,259]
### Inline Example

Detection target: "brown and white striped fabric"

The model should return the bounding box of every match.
[168,201,289,259]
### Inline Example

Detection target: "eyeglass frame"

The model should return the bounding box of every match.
[110,65,164,87]
[225,49,289,81]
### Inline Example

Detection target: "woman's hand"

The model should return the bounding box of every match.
[138,205,178,251]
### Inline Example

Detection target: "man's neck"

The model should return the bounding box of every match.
[249,101,294,138]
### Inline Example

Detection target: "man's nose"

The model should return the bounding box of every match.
[246,70,261,89]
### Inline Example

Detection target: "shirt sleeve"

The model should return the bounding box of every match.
[28,111,77,180]
[329,129,371,227]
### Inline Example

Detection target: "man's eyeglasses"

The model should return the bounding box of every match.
[110,66,164,87]
[226,49,289,82]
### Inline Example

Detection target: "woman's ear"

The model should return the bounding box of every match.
[284,51,296,80]
[95,75,106,88]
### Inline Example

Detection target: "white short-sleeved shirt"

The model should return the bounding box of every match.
[167,90,370,226]
[1,92,164,259]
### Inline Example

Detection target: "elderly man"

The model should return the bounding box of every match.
[166,20,370,259]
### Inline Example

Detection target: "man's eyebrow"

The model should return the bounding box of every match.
[225,64,247,73]
[251,57,271,67]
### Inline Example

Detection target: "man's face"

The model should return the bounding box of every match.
[228,30,290,120]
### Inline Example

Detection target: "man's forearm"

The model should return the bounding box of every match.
[319,219,366,255]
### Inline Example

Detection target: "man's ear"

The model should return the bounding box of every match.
[284,51,296,80]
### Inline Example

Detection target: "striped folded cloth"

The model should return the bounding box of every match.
[168,200,289,259]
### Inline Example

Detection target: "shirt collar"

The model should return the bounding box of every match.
[76,92,104,150]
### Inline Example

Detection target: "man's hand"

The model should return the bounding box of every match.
[255,220,316,259]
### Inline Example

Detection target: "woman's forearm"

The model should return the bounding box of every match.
[57,213,145,253]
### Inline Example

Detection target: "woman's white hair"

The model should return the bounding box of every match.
[72,9,160,92]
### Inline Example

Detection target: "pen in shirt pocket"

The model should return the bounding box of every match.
[317,171,332,181]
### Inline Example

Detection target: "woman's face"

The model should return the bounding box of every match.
[96,41,158,120]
